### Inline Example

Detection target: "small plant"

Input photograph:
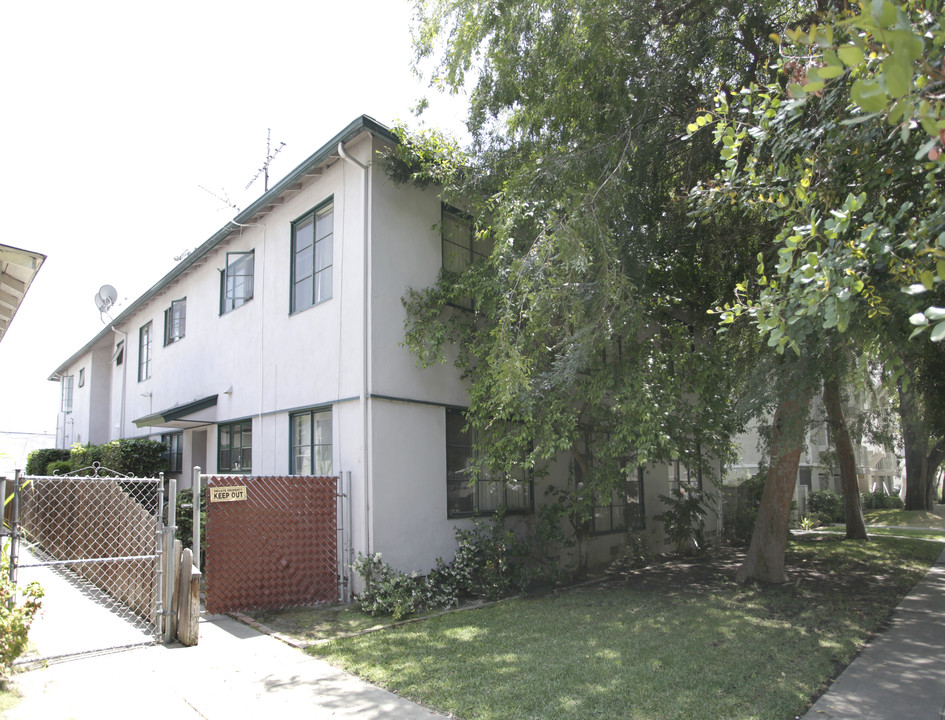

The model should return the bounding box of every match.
[799,515,817,531]
[0,543,44,675]
[655,483,712,555]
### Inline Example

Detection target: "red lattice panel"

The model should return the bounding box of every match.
[204,476,338,614]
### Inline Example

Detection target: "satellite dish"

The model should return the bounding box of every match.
[95,284,118,312]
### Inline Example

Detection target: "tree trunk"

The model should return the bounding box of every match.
[927,442,944,508]
[899,378,932,511]
[822,374,868,539]
[736,381,813,584]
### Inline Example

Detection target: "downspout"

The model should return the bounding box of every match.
[337,140,372,556]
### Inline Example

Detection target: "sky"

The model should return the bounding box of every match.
[0,0,470,438]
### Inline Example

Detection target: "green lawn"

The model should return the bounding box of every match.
[309,536,943,720]
[819,525,945,541]
[863,507,945,528]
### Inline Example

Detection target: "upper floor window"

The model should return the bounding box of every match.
[61,375,74,413]
[162,432,183,474]
[220,250,254,314]
[441,205,490,310]
[219,420,252,473]
[77,367,85,388]
[291,201,333,313]
[138,322,152,381]
[290,408,332,475]
[164,298,186,345]
[446,408,531,518]
[113,340,124,366]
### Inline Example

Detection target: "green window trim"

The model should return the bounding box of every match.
[290,200,334,314]
[162,432,183,474]
[219,420,252,474]
[164,298,186,346]
[446,408,533,518]
[138,321,152,382]
[220,250,255,315]
[289,408,333,475]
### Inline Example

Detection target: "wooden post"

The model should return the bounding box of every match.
[177,547,201,646]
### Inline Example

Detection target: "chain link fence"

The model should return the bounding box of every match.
[204,475,339,614]
[14,474,162,641]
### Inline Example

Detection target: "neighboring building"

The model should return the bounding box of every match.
[0,243,45,345]
[727,395,902,516]
[49,116,715,574]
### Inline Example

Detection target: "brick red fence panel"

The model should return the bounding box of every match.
[204,475,338,614]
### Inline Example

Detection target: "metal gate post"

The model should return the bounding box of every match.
[192,466,201,571]
[163,477,177,643]
[8,470,20,587]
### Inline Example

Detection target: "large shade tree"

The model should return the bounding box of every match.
[398,0,820,571]
[689,0,945,578]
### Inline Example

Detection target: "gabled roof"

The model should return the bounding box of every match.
[1,243,46,344]
[49,115,396,380]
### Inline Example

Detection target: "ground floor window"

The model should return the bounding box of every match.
[219,420,252,473]
[592,466,646,535]
[162,432,183,474]
[290,408,332,475]
[446,408,532,517]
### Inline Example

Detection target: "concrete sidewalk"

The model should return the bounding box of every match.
[800,545,945,720]
[5,613,449,720]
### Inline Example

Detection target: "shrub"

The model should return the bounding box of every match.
[722,472,766,544]
[0,543,43,674]
[174,487,208,567]
[46,460,72,476]
[808,489,845,524]
[655,484,712,555]
[352,513,561,619]
[861,491,904,510]
[25,448,70,476]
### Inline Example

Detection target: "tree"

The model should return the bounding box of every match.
[688,0,944,577]
[400,1,822,566]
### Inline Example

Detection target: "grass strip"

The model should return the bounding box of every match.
[309,536,943,720]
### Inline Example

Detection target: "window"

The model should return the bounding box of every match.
[441,205,490,310]
[61,375,74,413]
[290,409,332,475]
[113,341,124,366]
[220,250,254,314]
[77,367,85,388]
[291,201,333,313]
[138,322,152,381]
[592,466,645,534]
[164,298,186,345]
[219,421,252,473]
[446,408,532,517]
[163,433,183,474]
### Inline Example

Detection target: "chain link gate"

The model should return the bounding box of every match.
[201,474,346,615]
[7,465,165,663]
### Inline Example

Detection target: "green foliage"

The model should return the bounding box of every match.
[400,0,804,532]
[0,543,43,674]
[62,440,166,478]
[861,490,905,510]
[46,461,71,476]
[352,514,562,619]
[655,484,713,555]
[174,488,208,566]
[808,489,846,524]
[723,471,767,544]
[25,448,70,476]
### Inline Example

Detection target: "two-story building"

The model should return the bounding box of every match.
[49,116,715,574]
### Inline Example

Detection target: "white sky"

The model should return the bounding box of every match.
[0,0,469,436]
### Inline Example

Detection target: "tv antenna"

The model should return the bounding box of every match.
[95,284,118,322]
[245,128,286,193]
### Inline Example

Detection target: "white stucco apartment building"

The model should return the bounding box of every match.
[49,116,704,574]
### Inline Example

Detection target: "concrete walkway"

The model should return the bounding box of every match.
[800,544,945,720]
[5,613,450,720]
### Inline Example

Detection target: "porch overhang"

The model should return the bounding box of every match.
[133,394,218,429]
